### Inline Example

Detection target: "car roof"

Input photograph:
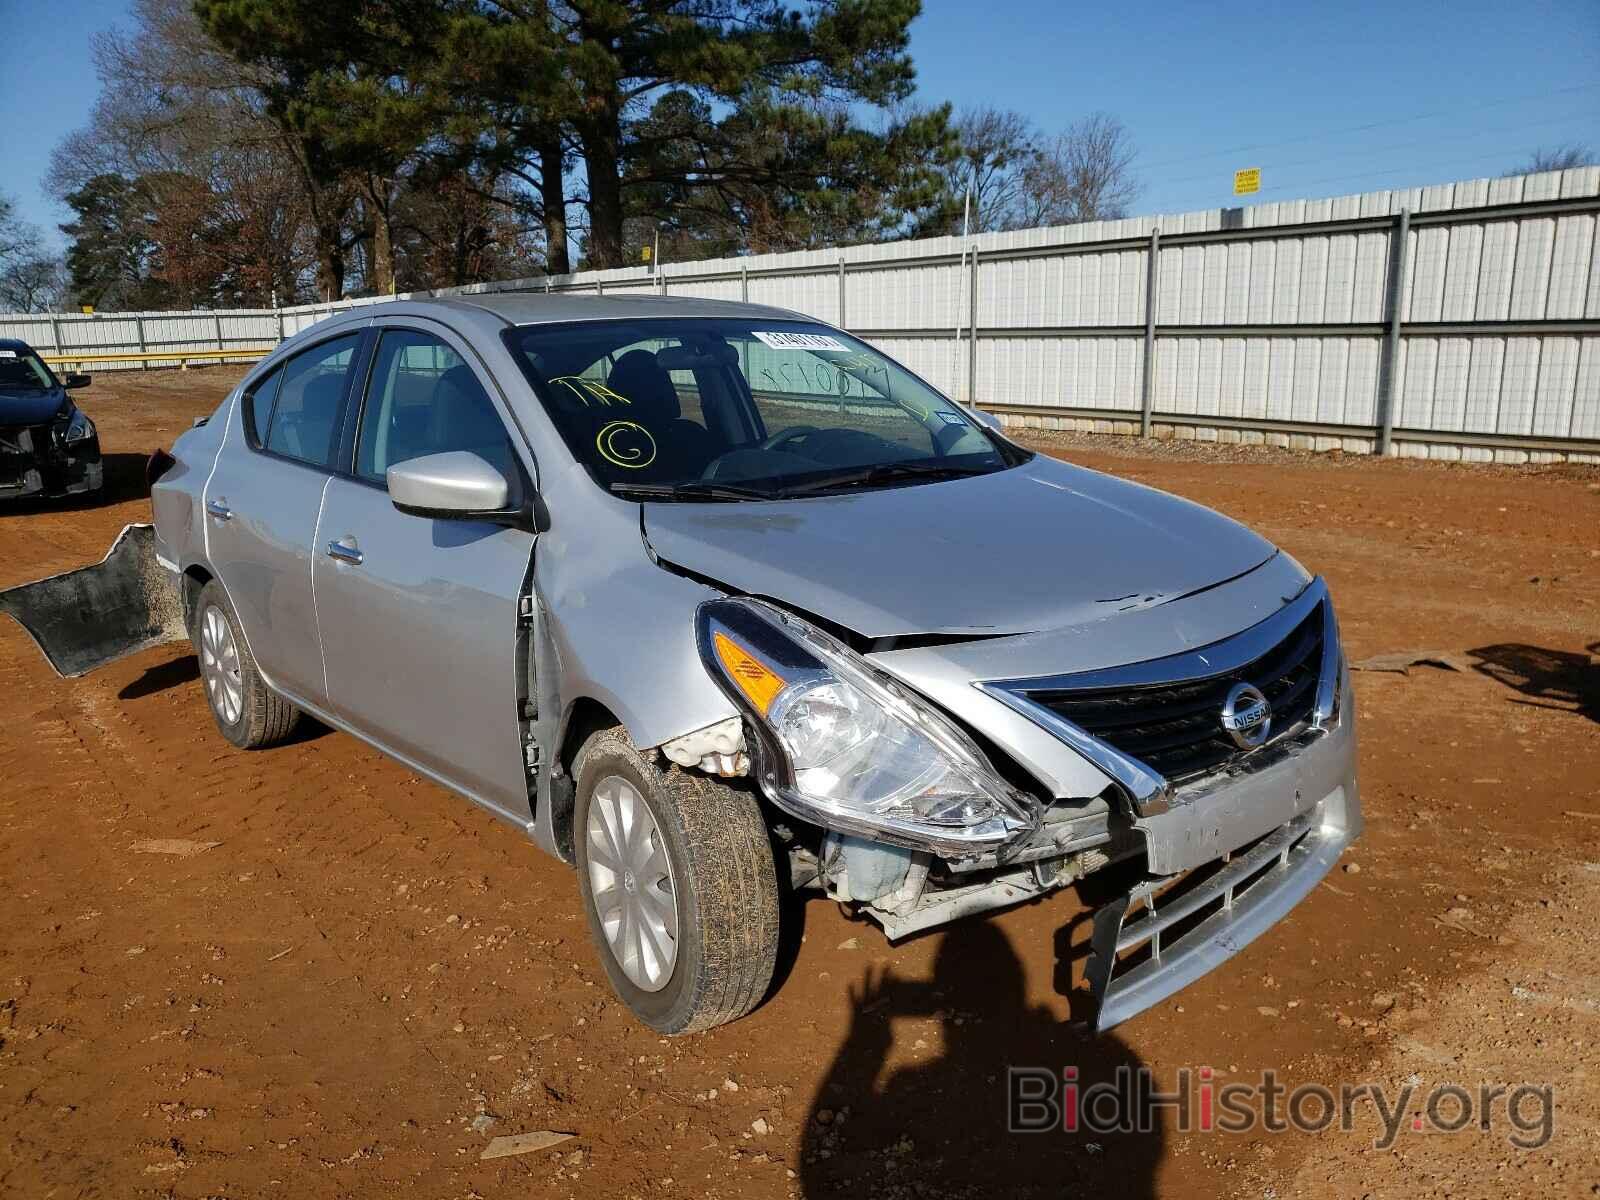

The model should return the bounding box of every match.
[0,338,36,353]
[264,292,837,367]
[421,291,809,328]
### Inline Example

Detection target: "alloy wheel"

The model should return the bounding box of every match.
[199,605,244,726]
[585,775,680,991]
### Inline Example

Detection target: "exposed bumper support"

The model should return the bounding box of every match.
[0,524,187,677]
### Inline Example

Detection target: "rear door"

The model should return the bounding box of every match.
[204,331,364,707]
[312,322,536,818]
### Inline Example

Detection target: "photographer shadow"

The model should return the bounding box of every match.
[799,918,1159,1198]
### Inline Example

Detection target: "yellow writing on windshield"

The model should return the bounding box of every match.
[551,376,633,407]
[597,420,657,469]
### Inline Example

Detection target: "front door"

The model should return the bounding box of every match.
[312,324,536,817]
[204,332,363,707]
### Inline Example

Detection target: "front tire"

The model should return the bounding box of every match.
[193,581,300,749]
[573,728,780,1034]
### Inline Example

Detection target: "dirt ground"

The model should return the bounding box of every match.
[2,365,1598,1199]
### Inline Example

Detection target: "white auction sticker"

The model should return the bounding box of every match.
[0,350,16,358]
[751,330,848,352]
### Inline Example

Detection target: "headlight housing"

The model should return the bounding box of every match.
[61,407,95,445]
[697,598,1038,857]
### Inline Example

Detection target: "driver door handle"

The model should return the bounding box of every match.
[205,498,233,521]
[326,536,363,566]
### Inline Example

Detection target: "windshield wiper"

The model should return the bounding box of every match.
[774,460,999,497]
[608,480,776,502]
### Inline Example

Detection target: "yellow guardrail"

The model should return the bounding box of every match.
[41,348,274,368]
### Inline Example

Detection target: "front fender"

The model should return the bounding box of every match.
[526,463,740,859]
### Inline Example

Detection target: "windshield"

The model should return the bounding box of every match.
[0,348,56,392]
[504,318,1024,499]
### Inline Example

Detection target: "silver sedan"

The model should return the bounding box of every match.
[0,294,1360,1034]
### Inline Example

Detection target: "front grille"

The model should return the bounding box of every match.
[1028,603,1325,783]
[0,426,36,485]
[0,425,51,455]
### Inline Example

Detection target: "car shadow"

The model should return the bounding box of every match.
[1470,641,1600,725]
[118,654,199,699]
[91,451,155,507]
[799,918,1160,1198]
[0,452,153,516]
[116,652,333,745]
[277,713,334,746]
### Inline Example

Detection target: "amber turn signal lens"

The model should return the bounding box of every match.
[712,631,786,715]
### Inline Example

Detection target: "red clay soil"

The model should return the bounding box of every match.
[1,366,1597,1199]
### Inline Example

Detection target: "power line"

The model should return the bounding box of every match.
[1150,109,1599,191]
[1244,146,1588,199]
[1135,82,1600,174]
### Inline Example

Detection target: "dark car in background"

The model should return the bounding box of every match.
[0,339,102,502]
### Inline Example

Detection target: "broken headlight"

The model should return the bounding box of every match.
[61,407,95,445]
[696,598,1037,857]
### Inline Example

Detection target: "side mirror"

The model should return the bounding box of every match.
[387,451,524,523]
[64,373,91,390]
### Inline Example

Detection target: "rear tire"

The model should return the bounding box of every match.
[192,581,300,749]
[573,728,780,1034]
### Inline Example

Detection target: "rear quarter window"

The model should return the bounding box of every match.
[242,365,283,447]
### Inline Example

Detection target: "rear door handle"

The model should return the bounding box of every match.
[326,536,363,566]
[205,498,233,521]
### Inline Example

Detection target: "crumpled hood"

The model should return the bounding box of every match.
[0,387,66,428]
[643,456,1277,638]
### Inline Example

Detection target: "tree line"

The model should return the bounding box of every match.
[2,0,1152,314]
[2,1,1590,315]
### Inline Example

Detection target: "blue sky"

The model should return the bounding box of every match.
[3,0,1596,249]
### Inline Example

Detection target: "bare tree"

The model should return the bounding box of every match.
[1506,143,1596,176]
[49,0,320,305]
[0,254,68,313]
[0,193,66,313]
[942,107,1037,233]
[1014,112,1140,228]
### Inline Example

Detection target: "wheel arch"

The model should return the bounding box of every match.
[546,695,624,860]
[181,562,214,632]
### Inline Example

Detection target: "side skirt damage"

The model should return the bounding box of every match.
[0,524,187,677]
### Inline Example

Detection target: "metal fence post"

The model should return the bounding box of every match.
[49,314,64,357]
[1141,228,1161,437]
[1376,207,1411,456]
[275,307,285,346]
[741,262,749,302]
[966,245,979,405]
[135,313,149,370]
[838,259,846,329]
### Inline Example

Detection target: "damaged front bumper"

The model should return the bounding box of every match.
[1087,689,1359,1030]
[0,426,102,500]
[0,524,187,676]
[818,692,1358,1030]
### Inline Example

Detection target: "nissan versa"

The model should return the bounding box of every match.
[0,339,102,501]
[0,295,1360,1034]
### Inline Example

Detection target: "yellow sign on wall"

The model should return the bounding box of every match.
[80,305,95,314]
[1233,168,1261,196]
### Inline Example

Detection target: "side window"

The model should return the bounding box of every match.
[242,364,283,446]
[355,330,515,486]
[262,334,360,468]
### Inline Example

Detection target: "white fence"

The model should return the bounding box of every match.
[4,168,1597,463]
